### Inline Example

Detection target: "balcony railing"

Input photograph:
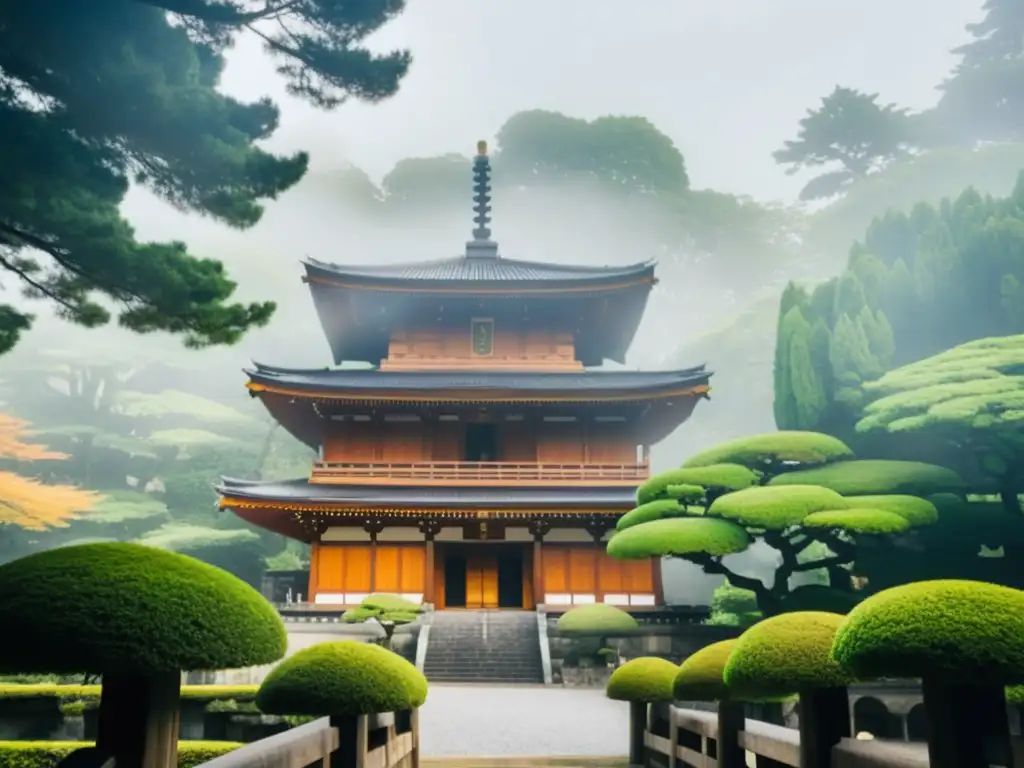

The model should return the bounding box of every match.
[310,460,649,486]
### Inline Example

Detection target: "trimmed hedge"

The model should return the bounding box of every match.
[0,543,286,674]
[683,432,853,470]
[831,579,1024,685]
[802,508,911,535]
[724,611,854,700]
[0,684,258,704]
[605,657,677,702]
[0,741,241,768]
[256,641,428,716]
[556,604,638,634]
[846,495,939,526]
[707,485,849,530]
[616,499,688,532]
[636,465,757,504]
[360,594,422,613]
[607,517,751,559]
[768,459,965,496]
[674,639,738,701]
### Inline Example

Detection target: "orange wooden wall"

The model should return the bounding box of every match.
[541,545,654,596]
[385,328,577,368]
[312,543,426,594]
[321,421,639,464]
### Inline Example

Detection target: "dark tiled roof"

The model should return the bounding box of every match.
[246,364,711,397]
[217,477,636,508]
[303,256,656,287]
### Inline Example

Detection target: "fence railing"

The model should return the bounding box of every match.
[195,709,419,768]
[310,460,649,485]
[639,703,932,767]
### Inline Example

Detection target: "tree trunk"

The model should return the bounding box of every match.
[628,700,646,765]
[798,687,851,768]
[96,671,181,768]
[717,699,746,768]
[921,678,1013,768]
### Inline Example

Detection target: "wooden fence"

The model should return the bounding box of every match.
[195,709,419,768]
[636,703,994,767]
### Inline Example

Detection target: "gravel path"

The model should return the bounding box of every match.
[418,684,630,758]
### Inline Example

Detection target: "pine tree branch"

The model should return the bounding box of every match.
[0,253,80,316]
[131,0,303,25]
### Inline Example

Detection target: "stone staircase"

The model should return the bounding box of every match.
[423,610,545,684]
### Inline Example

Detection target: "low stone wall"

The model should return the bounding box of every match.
[548,623,739,687]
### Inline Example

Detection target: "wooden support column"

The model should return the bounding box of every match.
[586,518,613,603]
[528,519,551,606]
[652,556,665,606]
[418,519,441,606]
[364,519,385,593]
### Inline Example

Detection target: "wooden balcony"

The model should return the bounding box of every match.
[309,460,650,486]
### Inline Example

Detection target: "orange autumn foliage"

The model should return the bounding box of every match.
[0,414,100,530]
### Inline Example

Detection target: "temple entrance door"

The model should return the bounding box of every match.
[464,423,499,462]
[465,554,499,609]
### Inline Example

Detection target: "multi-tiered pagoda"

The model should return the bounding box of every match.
[218,142,712,611]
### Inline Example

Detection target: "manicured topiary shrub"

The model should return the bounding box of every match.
[605,657,677,702]
[0,543,286,674]
[674,639,738,701]
[361,594,422,613]
[0,741,242,768]
[607,517,751,559]
[803,508,910,534]
[724,611,854,700]
[0,684,259,705]
[708,485,849,530]
[616,499,689,532]
[831,580,1024,683]
[846,495,939,526]
[768,460,965,496]
[778,586,861,615]
[556,604,639,634]
[636,465,758,505]
[256,641,427,717]
[683,431,853,470]
[831,580,1024,768]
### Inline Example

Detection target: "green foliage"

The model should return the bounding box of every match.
[706,582,761,628]
[831,579,1024,684]
[674,640,739,701]
[137,523,265,588]
[0,741,241,768]
[778,585,861,615]
[0,543,286,674]
[0,0,411,354]
[635,465,757,505]
[607,517,752,559]
[707,485,849,530]
[724,612,854,699]
[555,604,639,634]
[362,594,423,613]
[604,657,678,703]
[803,508,910,535]
[841,495,939,526]
[682,431,853,472]
[256,641,427,716]
[774,180,1024,441]
[616,499,688,532]
[0,684,257,704]
[773,86,917,201]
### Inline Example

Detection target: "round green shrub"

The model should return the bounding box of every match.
[1008,685,1024,705]
[556,604,638,634]
[665,484,706,503]
[341,607,381,623]
[617,499,688,532]
[361,594,422,613]
[674,639,738,701]
[708,485,849,530]
[607,517,751,559]
[831,580,1024,685]
[635,465,759,505]
[683,432,853,470]
[779,586,861,615]
[605,657,677,702]
[256,641,427,716]
[768,460,965,496]
[847,495,939,526]
[803,508,911,535]
[724,611,854,699]
[0,543,286,675]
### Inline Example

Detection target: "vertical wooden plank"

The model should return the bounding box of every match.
[482,555,499,609]
[308,542,321,602]
[399,546,426,593]
[317,545,345,592]
[344,546,373,593]
[568,547,597,594]
[374,546,401,593]
[465,555,483,608]
[598,551,625,595]
[542,546,568,593]
[410,708,420,768]
[532,540,544,606]
[521,544,534,610]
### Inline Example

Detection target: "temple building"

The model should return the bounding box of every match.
[218,141,712,611]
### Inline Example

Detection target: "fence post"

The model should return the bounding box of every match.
[629,701,647,766]
[717,701,746,768]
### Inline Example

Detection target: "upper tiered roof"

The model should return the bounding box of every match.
[304,141,659,366]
